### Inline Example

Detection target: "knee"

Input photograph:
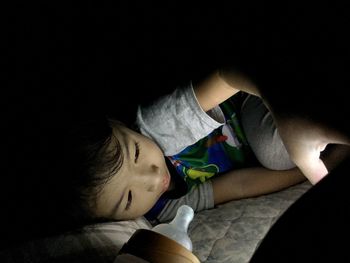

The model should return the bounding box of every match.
[256,152,296,170]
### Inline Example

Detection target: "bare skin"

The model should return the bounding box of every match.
[96,69,326,220]
[95,125,173,220]
[218,68,350,185]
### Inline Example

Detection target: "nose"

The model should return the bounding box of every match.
[135,164,162,192]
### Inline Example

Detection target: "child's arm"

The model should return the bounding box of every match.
[211,167,306,205]
[211,137,350,205]
[193,69,259,112]
[194,68,350,185]
[193,70,308,203]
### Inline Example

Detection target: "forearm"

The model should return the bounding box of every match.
[194,68,260,112]
[212,167,306,205]
[218,68,261,97]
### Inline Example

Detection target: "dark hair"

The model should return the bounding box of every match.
[1,110,125,248]
[63,116,125,222]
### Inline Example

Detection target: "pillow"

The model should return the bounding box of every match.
[0,217,151,263]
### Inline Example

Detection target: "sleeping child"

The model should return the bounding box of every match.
[85,69,307,224]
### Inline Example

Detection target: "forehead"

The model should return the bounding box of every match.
[94,128,128,217]
[110,121,133,140]
[111,123,144,149]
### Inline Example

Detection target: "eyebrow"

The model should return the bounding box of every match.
[108,129,130,217]
[120,129,130,162]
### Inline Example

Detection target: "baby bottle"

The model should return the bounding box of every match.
[151,204,194,251]
[117,205,199,263]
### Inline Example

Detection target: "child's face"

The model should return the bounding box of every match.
[94,125,171,220]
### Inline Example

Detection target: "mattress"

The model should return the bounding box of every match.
[0,182,311,263]
[189,181,312,263]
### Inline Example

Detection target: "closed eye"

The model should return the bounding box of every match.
[125,190,132,211]
[134,142,140,163]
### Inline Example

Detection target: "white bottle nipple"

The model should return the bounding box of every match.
[151,205,194,251]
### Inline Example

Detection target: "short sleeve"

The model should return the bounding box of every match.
[136,83,225,156]
[155,181,214,223]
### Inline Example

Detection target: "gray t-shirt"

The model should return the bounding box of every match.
[136,83,225,222]
[136,83,225,156]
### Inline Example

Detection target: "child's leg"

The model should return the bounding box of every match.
[240,94,350,182]
[240,94,295,170]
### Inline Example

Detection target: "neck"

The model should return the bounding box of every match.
[163,157,188,199]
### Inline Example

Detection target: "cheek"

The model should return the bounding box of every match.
[134,191,161,215]
[148,141,164,159]
[143,135,160,150]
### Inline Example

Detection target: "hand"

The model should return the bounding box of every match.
[270,114,350,185]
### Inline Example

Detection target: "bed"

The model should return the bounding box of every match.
[189,181,311,262]
[0,181,311,263]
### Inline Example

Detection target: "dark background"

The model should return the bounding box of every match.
[1,1,350,255]
[3,2,350,124]
[2,2,267,117]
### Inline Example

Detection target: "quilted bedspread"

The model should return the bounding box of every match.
[188,181,312,263]
[0,182,312,263]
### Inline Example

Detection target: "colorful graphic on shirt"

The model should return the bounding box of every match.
[145,94,259,223]
[169,97,255,192]
[184,164,219,182]
[222,123,241,148]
